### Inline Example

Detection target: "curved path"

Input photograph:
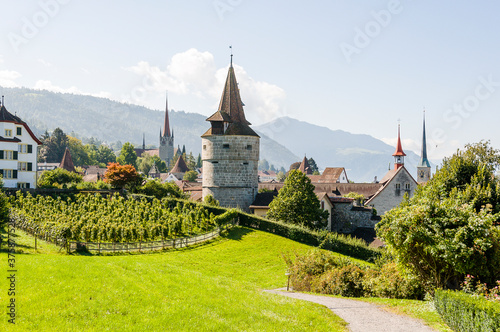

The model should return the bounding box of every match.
[265,289,436,332]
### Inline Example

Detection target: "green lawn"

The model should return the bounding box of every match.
[0,227,348,331]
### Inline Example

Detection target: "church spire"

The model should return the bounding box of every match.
[418,111,431,168]
[142,133,145,150]
[216,58,250,125]
[392,124,406,170]
[163,93,171,137]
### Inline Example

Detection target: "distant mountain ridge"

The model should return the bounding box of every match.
[0,87,298,169]
[255,117,428,182]
[1,87,428,182]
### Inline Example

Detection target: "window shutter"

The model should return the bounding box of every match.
[0,150,3,159]
[13,170,18,179]
[26,183,30,189]
[13,151,18,160]
[17,127,22,135]
[28,145,33,153]
[28,163,33,171]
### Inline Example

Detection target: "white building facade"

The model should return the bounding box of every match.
[0,102,42,188]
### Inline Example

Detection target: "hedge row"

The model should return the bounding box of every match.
[238,212,380,261]
[435,289,500,332]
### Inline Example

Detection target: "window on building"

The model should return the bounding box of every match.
[246,145,252,150]
[5,129,12,137]
[17,182,30,189]
[212,161,218,164]
[16,127,22,136]
[395,183,401,196]
[18,162,27,171]
[203,145,206,150]
[405,183,411,191]
[18,144,32,153]
[1,169,17,179]
[1,150,17,160]
[242,162,249,165]
[223,144,230,149]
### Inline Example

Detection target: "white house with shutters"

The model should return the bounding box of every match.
[0,99,42,188]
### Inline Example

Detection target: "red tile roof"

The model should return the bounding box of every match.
[59,147,76,173]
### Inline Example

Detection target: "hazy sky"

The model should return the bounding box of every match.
[1,1,499,162]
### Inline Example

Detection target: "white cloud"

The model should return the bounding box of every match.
[38,59,52,67]
[34,80,112,99]
[0,55,4,64]
[380,137,420,154]
[123,48,286,124]
[0,70,22,87]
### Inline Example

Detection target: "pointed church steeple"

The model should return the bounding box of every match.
[163,93,171,138]
[142,133,145,150]
[392,124,406,170]
[418,112,430,168]
[417,111,431,182]
[159,93,174,165]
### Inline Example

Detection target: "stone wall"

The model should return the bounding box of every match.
[331,202,379,233]
[202,135,259,211]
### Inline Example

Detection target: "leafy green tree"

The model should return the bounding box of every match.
[39,127,69,163]
[68,136,92,166]
[183,170,198,182]
[38,168,83,188]
[276,171,286,182]
[138,179,187,199]
[376,141,500,292]
[308,157,319,173]
[196,153,202,168]
[116,142,137,168]
[96,145,116,166]
[203,194,219,207]
[267,169,328,230]
[137,154,167,174]
[0,176,9,227]
[185,152,196,171]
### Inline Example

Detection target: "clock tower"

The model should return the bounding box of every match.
[417,112,431,182]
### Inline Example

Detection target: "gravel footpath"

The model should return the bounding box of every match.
[265,288,436,332]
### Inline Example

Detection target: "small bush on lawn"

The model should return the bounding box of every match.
[285,250,424,299]
[435,289,500,332]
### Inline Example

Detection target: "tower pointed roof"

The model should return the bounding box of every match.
[163,93,171,137]
[59,147,76,173]
[170,155,189,174]
[418,112,431,167]
[392,124,406,157]
[298,156,312,175]
[203,57,259,137]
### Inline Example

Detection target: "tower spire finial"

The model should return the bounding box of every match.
[229,45,233,67]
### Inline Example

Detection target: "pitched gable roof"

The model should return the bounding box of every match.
[59,147,76,173]
[365,166,417,206]
[170,155,189,174]
[0,104,42,145]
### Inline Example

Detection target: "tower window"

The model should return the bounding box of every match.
[203,145,206,150]
[246,145,252,150]
[223,144,230,149]
[242,162,249,165]
[212,161,218,164]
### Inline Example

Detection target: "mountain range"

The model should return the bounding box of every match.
[1,87,430,182]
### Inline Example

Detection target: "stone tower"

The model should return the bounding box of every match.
[393,124,406,170]
[159,95,174,165]
[201,58,260,211]
[417,112,431,182]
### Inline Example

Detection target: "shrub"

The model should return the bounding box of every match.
[363,262,424,299]
[38,168,83,188]
[435,289,500,331]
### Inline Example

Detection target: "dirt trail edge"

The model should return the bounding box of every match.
[264,289,436,332]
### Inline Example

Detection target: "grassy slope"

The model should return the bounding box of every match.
[0,227,348,331]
